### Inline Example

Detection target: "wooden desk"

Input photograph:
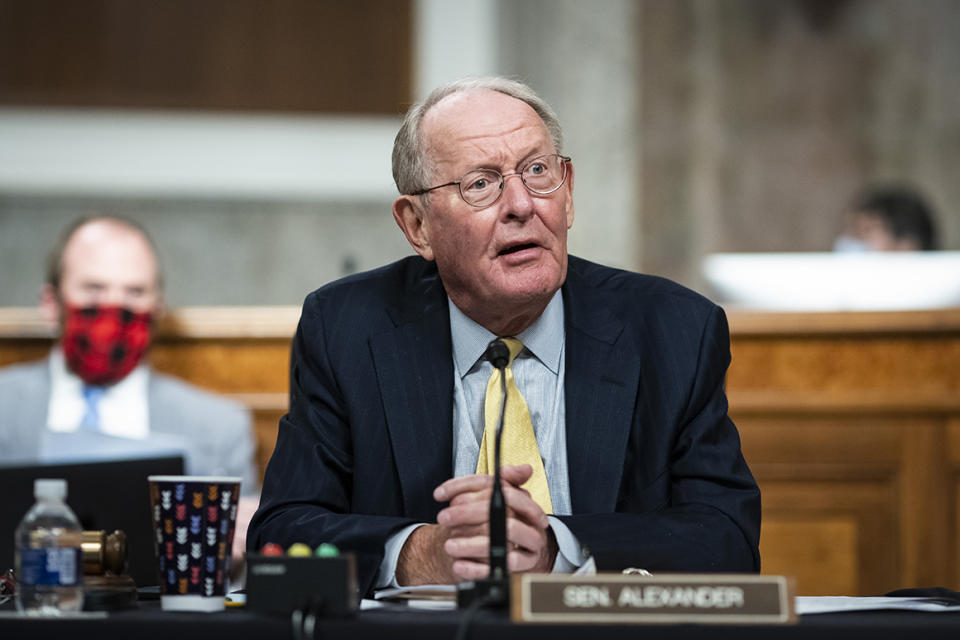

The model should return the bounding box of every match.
[3,306,960,597]
[4,598,960,640]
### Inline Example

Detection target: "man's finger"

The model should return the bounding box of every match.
[507,548,541,573]
[444,534,490,560]
[501,483,549,529]
[448,545,543,576]
[452,558,492,581]
[500,464,534,487]
[448,487,493,507]
[445,522,488,540]
[435,467,535,504]
[434,473,493,502]
[506,517,547,553]
[447,518,545,560]
[452,552,540,580]
[437,498,490,528]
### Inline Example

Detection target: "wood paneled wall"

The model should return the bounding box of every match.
[0,0,412,114]
[3,306,960,596]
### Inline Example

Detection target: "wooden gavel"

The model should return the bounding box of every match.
[81,530,127,576]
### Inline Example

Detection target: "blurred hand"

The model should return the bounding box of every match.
[232,495,260,559]
[229,495,260,582]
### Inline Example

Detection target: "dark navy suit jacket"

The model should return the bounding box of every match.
[249,256,761,596]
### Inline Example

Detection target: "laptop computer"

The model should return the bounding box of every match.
[0,455,184,587]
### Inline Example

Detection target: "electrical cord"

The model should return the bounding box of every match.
[453,592,498,640]
[291,596,324,640]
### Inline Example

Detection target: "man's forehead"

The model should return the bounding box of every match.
[421,89,552,163]
[61,221,158,282]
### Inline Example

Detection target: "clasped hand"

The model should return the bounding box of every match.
[396,464,558,585]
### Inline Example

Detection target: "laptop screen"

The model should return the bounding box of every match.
[0,455,184,587]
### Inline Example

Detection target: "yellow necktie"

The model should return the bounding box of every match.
[476,337,553,514]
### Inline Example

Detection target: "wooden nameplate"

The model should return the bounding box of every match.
[510,573,795,624]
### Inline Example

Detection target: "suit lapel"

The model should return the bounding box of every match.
[370,264,454,520]
[563,265,642,514]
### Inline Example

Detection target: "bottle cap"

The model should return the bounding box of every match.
[35,478,67,500]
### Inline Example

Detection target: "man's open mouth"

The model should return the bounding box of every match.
[498,243,538,256]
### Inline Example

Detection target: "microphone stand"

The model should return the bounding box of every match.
[457,339,510,609]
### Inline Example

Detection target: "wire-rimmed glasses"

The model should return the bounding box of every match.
[409,154,571,208]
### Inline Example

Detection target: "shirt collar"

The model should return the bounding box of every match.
[47,347,151,436]
[449,290,564,376]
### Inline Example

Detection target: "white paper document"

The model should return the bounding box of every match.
[366,584,458,611]
[373,584,457,600]
[797,596,960,614]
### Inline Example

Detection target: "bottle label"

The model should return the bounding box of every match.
[17,548,81,586]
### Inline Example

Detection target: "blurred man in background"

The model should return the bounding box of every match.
[0,216,258,494]
[834,185,939,252]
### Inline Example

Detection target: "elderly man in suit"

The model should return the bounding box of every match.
[249,77,761,596]
[0,216,258,493]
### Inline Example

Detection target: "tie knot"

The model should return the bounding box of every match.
[499,337,525,365]
[80,384,106,431]
[83,385,106,403]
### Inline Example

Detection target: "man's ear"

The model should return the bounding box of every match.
[38,283,61,325]
[564,161,575,229]
[392,196,435,261]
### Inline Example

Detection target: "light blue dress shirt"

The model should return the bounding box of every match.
[449,291,571,514]
[376,291,587,588]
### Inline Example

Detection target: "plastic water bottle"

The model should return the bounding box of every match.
[14,478,84,614]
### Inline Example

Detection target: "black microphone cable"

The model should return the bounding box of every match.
[453,590,499,640]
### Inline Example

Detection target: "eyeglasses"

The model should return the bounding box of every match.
[409,154,572,208]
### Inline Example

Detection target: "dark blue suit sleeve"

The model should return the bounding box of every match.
[247,292,418,596]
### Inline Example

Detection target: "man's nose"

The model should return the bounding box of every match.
[500,173,534,219]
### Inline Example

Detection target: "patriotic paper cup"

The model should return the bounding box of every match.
[148,475,241,612]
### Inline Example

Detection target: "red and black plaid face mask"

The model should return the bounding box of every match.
[61,304,154,386]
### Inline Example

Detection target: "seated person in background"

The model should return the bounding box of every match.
[249,76,761,597]
[0,216,259,497]
[834,184,939,252]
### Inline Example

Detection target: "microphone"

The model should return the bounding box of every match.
[486,339,510,369]
[457,339,511,609]
[485,339,510,584]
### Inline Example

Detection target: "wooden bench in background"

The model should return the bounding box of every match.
[728,309,960,597]
[3,306,960,597]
